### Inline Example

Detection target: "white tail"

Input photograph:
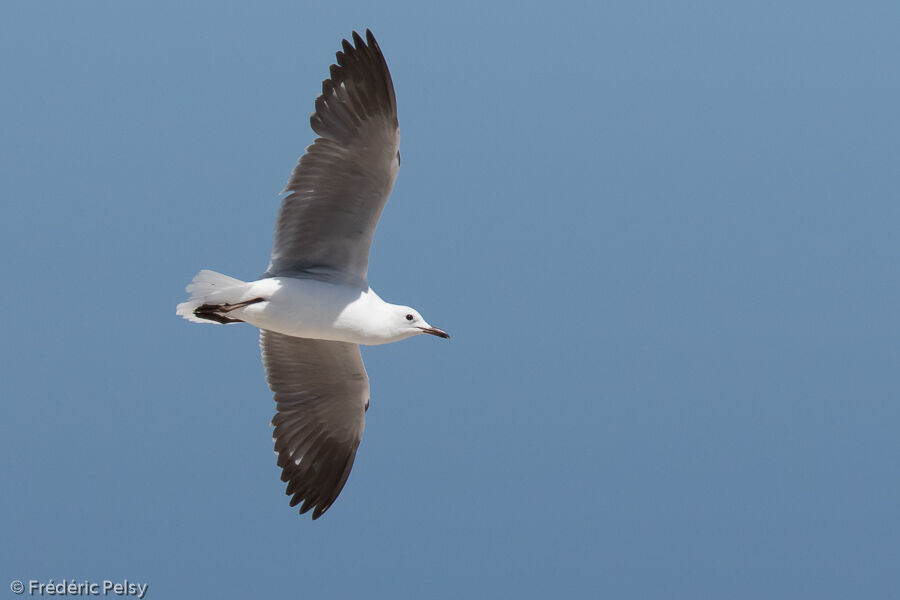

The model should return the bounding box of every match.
[176,270,250,324]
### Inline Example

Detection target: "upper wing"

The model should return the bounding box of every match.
[265,29,400,286]
[260,330,369,519]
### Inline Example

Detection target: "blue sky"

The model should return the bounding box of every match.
[2,1,899,598]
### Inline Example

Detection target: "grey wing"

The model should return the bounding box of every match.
[260,330,369,519]
[265,29,400,286]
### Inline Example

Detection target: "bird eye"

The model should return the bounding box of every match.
[405,314,413,321]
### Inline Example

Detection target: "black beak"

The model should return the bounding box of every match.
[418,326,450,339]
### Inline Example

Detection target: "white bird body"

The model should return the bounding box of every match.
[178,271,424,346]
[242,278,397,345]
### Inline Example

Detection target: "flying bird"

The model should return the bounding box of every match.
[176,30,448,519]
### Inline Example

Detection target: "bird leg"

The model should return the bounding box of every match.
[193,297,265,324]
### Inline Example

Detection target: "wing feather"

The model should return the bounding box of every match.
[265,29,399,286]
[260,330,369,519]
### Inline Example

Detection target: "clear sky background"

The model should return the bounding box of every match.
[2,1,898,598]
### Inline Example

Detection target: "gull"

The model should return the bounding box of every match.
[176,29,448,519]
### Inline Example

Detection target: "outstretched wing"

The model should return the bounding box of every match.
[265,29,400,286]
[260,330,369,519]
